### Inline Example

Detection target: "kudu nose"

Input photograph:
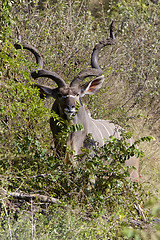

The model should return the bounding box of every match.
[66,104,75,111]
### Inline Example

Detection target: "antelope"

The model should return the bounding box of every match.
[14,22,139,181]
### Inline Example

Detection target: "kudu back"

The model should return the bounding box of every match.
[14,22,139,181]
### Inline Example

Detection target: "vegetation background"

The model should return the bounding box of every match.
[1,0,160,239]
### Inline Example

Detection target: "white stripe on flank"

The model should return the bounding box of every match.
[103,120,121,138]
[107,123,115,136]
[99,121,111,137]
[91,120,104,145]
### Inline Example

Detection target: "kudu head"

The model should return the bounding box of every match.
[14,22,116,120]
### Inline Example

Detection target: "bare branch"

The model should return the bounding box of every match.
[1,189,61,204]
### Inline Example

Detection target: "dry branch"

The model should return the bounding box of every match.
[0,188,61,204]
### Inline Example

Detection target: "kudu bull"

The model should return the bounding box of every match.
[14,22,139,181]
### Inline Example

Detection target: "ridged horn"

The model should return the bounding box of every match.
[70,21,117,87]
[31,70,66,88]
[14,42,66,88]
[14,43,43,69]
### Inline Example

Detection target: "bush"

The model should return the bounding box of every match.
[1,0,160,239]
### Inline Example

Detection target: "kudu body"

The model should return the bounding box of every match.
[14,22,139,181]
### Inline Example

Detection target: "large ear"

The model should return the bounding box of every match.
[80,75,104,97]
[34,84,58,99]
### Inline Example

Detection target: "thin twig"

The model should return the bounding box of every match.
[121,73,148,110]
